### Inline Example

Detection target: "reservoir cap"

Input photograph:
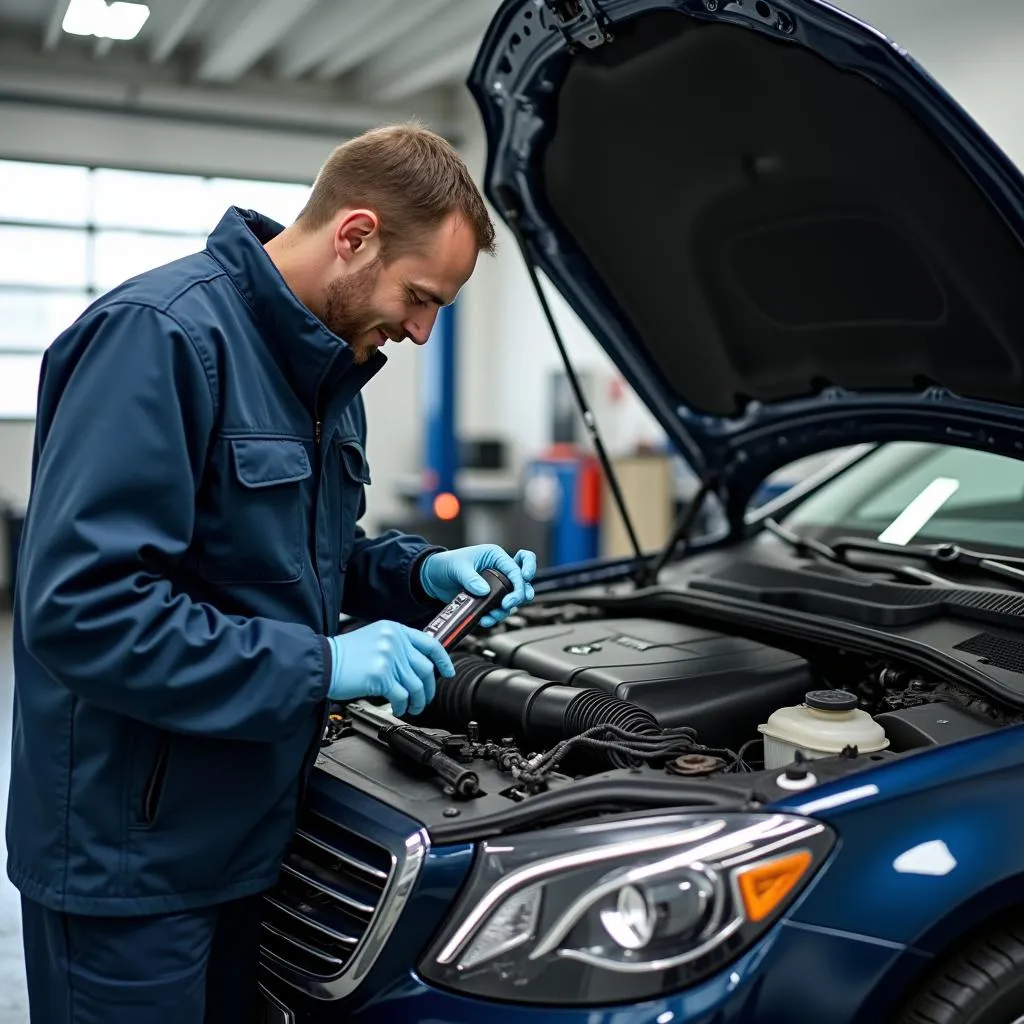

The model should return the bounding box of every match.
[805,689,858,712]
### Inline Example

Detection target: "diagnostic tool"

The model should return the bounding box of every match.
[423,567,513,650]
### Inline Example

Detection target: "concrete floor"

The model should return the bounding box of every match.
[0,615,29,1022]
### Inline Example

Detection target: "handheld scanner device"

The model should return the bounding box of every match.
[423,568,514,650]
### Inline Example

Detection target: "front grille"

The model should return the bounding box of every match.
[260,809,398,991]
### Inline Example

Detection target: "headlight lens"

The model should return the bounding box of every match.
[419,812,834,1005]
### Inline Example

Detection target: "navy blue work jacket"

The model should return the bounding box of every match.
[6,207,440,915]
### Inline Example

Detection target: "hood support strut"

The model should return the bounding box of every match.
[500,191,652,585]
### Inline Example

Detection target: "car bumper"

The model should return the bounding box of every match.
[281,919,928,1024]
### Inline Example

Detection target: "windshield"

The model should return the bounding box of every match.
[781,442,1024,553]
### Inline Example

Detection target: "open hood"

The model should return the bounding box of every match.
[468,0,1024,522]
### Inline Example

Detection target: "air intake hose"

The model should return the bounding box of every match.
[440,652,660,766]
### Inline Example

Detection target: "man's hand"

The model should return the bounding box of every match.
[420,545,538,627]
[326,622,455,717]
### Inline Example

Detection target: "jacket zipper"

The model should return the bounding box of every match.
[301,394,331,806]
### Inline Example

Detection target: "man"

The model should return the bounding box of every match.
[7,123,537,1022]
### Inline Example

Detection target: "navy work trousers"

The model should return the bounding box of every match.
[20,891,267,1023]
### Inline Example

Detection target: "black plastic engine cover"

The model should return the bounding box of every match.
[481,618,813,744]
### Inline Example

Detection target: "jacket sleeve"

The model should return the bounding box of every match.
[17,302,330,742]
[341,526,444,625]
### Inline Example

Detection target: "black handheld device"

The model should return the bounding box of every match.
[422,567,514,650]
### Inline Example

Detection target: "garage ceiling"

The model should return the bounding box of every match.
[0,0,1020,162]
[0,0,505,139]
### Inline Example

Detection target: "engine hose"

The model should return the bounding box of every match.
[441,652,661,768]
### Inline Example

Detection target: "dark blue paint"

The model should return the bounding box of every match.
[419,301,459,516]
[772,723,1024,951]
[466,0,1024,520]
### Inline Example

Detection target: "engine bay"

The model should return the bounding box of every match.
[317,598,1024,836]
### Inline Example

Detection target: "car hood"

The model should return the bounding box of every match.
[468,0,1024,523]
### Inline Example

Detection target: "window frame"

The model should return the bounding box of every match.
[0,159,310,421]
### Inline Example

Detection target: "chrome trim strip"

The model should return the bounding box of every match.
[279,861,375,916]
[261,920,347,972]
[257,983,296,1024]
[263,825,429,1001]
[294,828,389,884]
[264,895,359,947]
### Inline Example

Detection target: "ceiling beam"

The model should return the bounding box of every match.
[275,0,398,81]
[353,1,501,100]
[196,0,322,82]
[313,0,454,81]
[0,37,460,139]
[362,36,482,102]
[43,0,72,51]
[150,0,211,64]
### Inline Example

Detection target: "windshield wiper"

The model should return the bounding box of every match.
[830,535,1024,588]
[761,519,958,587]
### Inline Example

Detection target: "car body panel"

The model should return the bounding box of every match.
[770,723,1024,951]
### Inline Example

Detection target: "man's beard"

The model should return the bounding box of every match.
[322,260,387,365]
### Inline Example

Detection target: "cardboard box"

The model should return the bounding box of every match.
[600,452,675,559]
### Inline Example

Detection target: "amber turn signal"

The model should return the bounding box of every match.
[736,849,814,922]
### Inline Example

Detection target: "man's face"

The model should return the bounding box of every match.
[323,212,479,364]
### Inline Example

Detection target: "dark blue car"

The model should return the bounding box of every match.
[257,2,1024,1022]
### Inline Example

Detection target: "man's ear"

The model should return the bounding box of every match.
[334,209,381,264]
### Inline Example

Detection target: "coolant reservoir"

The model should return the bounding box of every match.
[758,690,889,770]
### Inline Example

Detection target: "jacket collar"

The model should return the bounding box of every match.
[205,206,385,411]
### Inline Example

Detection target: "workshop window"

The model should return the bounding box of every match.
[0,159,310,420]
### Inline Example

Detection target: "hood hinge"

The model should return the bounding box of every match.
[545,0,612,50]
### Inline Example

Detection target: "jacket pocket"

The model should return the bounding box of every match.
[196,437,312,585]
[131,733,171,830]
[337,438,370,567]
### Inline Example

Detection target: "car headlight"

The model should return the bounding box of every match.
[419,812,834,1005]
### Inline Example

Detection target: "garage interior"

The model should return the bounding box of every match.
[1,0,1023,1019]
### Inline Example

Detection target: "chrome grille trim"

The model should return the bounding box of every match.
[261,920,347,974]
[263,895,359,948]
[293,827,389,884]
[261,808,428,1001]
[278,861,375,917]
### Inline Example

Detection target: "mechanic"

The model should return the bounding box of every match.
[6,123,537,1023]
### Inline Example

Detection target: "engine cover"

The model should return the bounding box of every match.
[481,618,813,743]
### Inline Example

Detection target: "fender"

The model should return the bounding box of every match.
[769,724,1024,950]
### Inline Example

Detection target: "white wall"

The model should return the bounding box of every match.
[454,94,664,469]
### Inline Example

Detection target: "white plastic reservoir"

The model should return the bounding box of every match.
[758,690,889,770]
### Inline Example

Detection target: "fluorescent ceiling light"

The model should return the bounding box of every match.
[62,0,151,42]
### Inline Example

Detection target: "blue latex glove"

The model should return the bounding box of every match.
[326,621,455,717]
[420,545,537,628]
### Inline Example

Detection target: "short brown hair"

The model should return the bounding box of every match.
[296,122,496,260]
